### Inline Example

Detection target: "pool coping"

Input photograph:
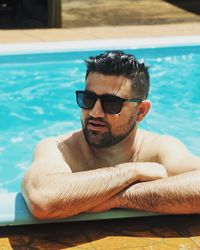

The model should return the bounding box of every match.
[0,192,163,226]
[0,35,200,55]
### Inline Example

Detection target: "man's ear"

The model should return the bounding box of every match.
[136,100,151,122]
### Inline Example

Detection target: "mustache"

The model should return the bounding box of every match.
[85,117,108,126]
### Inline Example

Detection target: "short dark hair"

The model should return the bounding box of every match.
[85,50,150,100]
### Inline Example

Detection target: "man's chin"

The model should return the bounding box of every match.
[82,130,105,148]
[85,133,105,147]
[85,134,120,148]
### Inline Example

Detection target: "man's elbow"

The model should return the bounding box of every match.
[21,185,76,220]
[29,198,51,220]
[29,196,77,220]
[21,187,51,219]
[21,182,55,219]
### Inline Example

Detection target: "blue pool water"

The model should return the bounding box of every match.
[0,46,200,193]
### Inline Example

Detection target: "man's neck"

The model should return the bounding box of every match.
[88,126,139,167]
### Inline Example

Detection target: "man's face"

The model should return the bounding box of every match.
[81,72,140,148]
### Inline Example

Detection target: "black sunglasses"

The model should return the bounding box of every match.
[76,90,142,114]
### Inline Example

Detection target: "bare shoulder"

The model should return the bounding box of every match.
[28,130,82,173]
[56,130,90,172]
[137,129,160,141]
[153,133,200,175]
[136,129,161,162]
[137,129,187,154]
[56,130,81,143]
[33,130,80,159]
[55,130,83,156]
[156,133,190,158]
[137,129,200,175]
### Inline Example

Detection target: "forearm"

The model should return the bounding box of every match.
[119,170,200,214]
[22,162,139,219]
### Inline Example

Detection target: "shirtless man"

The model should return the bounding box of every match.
[21,51,200,219]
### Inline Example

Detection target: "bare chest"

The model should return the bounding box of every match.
[58,130,160,172]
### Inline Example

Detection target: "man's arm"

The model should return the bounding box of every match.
[91,136,200,214]
[119,167,200,214]
[89,168,200,214]
[21,137,167,219]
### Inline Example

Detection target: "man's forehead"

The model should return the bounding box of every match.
[86,72,132,89]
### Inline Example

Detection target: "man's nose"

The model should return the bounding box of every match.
[89,99,105,118]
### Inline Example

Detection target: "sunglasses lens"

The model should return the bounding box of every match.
[101,95,124,114]
[76,91,96,110]
[76,91,124,114]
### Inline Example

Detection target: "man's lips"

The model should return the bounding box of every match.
[88,120,106,126]
[87,120,107,131]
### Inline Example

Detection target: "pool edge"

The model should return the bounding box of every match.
[0,35,200,56]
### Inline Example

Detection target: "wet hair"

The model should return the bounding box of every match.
[85,50,150,100]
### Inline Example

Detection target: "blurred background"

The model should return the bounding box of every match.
[0,0,199,29]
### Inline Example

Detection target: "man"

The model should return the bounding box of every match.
[21,51,200,219]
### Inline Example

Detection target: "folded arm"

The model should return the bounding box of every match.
[119,169,200,214]
[90,136,200,214]
[21,138,167,219]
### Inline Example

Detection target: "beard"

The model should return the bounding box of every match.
[82,115,136,148]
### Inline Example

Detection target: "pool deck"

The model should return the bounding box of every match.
[0,22,199,44]
[1,22,200,249]
[1,215,200,249]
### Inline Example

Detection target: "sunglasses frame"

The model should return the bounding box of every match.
[76,90,142,114]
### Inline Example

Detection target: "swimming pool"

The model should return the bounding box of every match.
[0,38,200,195]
